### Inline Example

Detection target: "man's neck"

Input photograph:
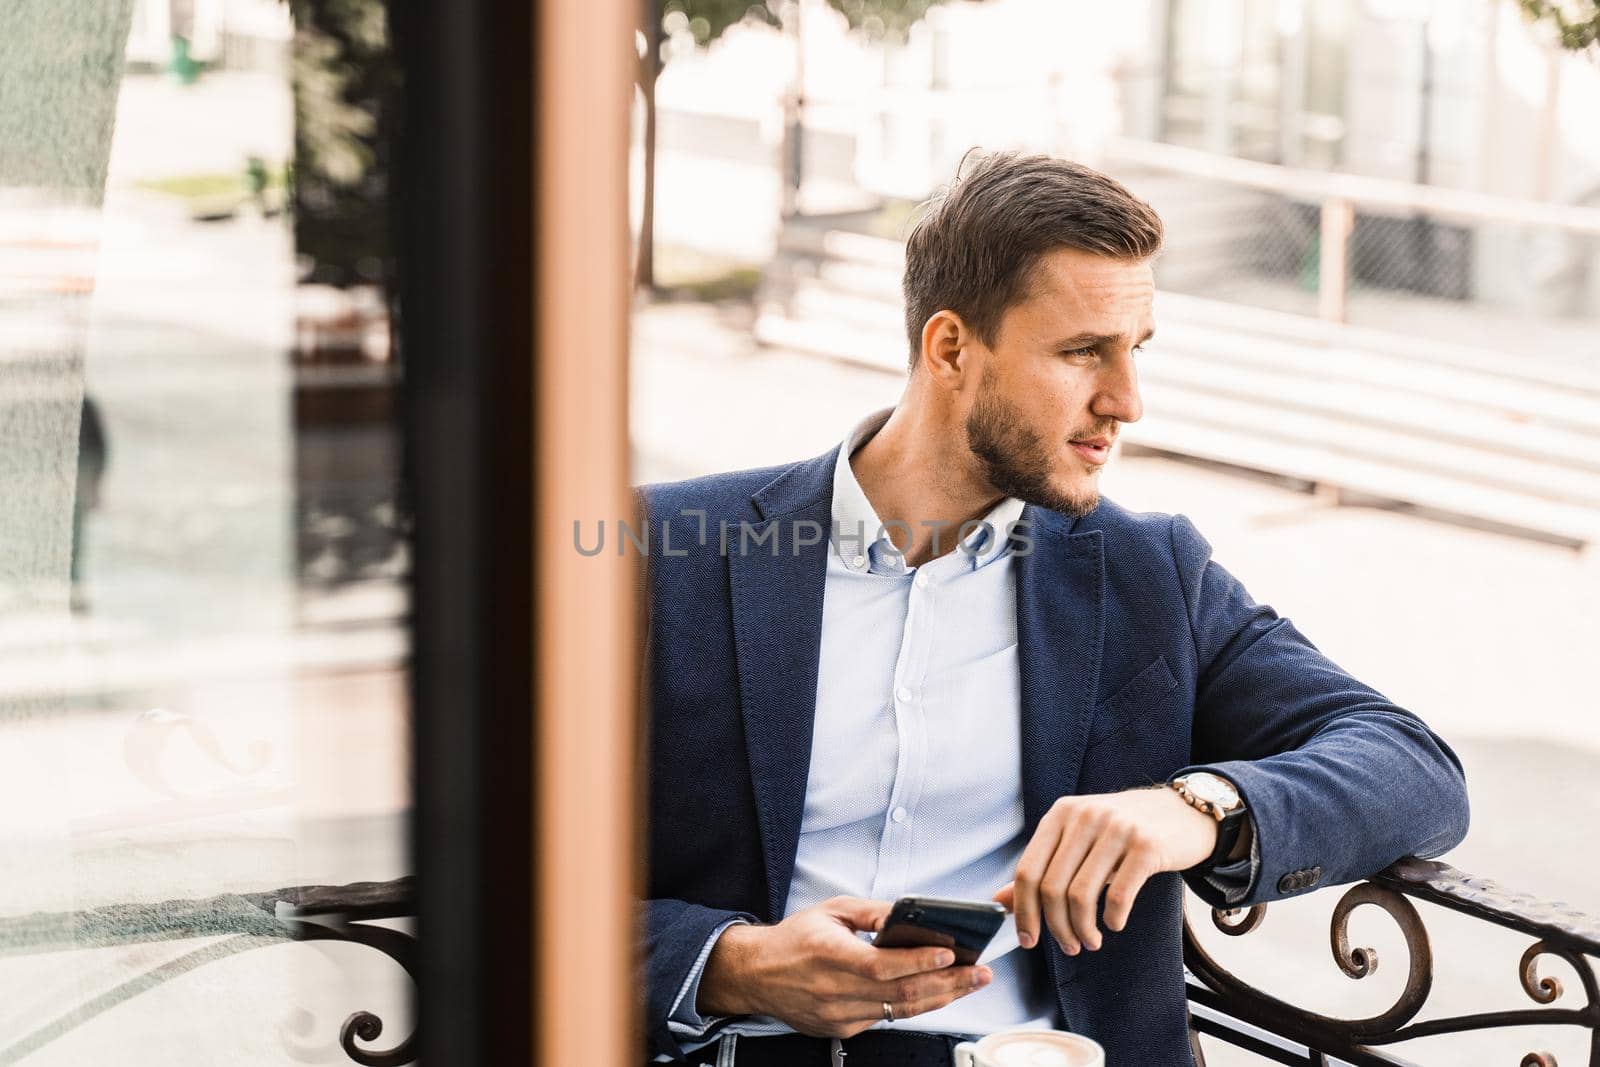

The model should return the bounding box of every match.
[850,403,1004,568]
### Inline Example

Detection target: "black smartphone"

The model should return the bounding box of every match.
[873,896,1006,966]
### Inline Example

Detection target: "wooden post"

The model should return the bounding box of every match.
[534,0,638,1063]
[1318,197,1353,323]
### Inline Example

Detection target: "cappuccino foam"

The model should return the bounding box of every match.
[984,1032,1100,1067]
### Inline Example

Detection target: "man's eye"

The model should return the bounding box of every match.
[1132,343,1147,356]
[1062,347,1096,359]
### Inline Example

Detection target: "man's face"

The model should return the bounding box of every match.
[962,247,1153,517]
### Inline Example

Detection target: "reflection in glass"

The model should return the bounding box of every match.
[0,0,412,1061]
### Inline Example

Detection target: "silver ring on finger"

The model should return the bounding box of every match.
[882,999,894,1023]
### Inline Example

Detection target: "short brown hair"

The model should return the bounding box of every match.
[901,152,1163,369]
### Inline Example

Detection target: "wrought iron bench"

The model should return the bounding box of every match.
[1185,858,1600,1066]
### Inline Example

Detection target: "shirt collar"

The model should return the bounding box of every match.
[830,407,1026,575]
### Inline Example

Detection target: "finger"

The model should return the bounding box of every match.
[829,929,955,983]
[1039,817,1098,954]
[1011,816,1063,950]
[874,965,993,1021]
[1103,848,1159,932]
[1067,831,1125,951]
[991,883,1014,911]
[901,965,994,1019]
[822,896,893,933]
[856,944,958,982]
[814,899,953,981]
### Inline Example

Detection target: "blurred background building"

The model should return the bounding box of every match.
[123,0,291,74]
[646,0,1600,313]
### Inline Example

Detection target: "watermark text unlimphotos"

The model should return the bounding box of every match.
[573,511,1034,559]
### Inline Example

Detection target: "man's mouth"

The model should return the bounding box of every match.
[1070,436,1113,466]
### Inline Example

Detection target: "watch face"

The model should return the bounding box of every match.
[1184,772,1240,809]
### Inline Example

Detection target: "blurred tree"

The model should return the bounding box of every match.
[286,0,398,291]
[1518,0,1600,52]
[636,0,980,290]
[282,0,407,591]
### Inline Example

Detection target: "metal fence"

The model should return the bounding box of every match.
[1100,137,1600,365]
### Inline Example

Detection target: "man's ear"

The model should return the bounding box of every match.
[918,309,971,386]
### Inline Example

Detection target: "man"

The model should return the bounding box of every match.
[638,153,1469,1066]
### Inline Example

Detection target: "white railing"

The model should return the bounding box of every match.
[1100,136,1600,324]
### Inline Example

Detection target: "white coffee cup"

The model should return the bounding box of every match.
[952,1029,1106,1067]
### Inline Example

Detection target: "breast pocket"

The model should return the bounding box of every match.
[1087,656,1181,749]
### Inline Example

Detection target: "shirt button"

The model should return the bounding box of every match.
[891,806,908,823]
[851,554,867,569]
[914,571,929,589]
[895,686,913,703]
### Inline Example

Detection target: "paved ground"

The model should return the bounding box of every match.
[633,300,1600,1066]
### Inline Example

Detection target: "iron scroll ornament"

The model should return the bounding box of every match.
[278,884,418,1067]
[1183,859,1600,1065]
[0,877,416,1067]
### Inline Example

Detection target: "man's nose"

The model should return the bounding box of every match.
[1091,354,1143,425]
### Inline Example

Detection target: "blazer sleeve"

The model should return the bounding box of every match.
[633,489,762,1059]
[643,898,758,1060]
[1167,515,1470,909]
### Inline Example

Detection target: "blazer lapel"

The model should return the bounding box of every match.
[727,449,837,919]
[1015,506,1106,831]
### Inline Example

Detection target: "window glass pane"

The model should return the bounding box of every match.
[0,1,411,1061]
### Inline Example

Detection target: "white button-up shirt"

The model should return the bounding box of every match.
[670,408,1059,1046]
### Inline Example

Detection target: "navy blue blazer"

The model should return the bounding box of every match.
[637,446,1469,1065]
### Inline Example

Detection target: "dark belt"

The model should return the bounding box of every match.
[684,1030,963,1067]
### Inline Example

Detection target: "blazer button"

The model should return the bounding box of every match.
[1304,866,1322,887]
[1277,872,1300,893]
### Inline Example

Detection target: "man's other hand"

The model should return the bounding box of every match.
[993,786,1218,955]
[696,896,992,1037]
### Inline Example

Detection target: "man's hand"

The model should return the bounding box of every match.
[993,786,1219,955]
[696,896,992,1037]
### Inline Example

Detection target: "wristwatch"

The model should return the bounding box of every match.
[1167,771,1248,870]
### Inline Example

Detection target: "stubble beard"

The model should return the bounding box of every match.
[964,372,1106,519]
